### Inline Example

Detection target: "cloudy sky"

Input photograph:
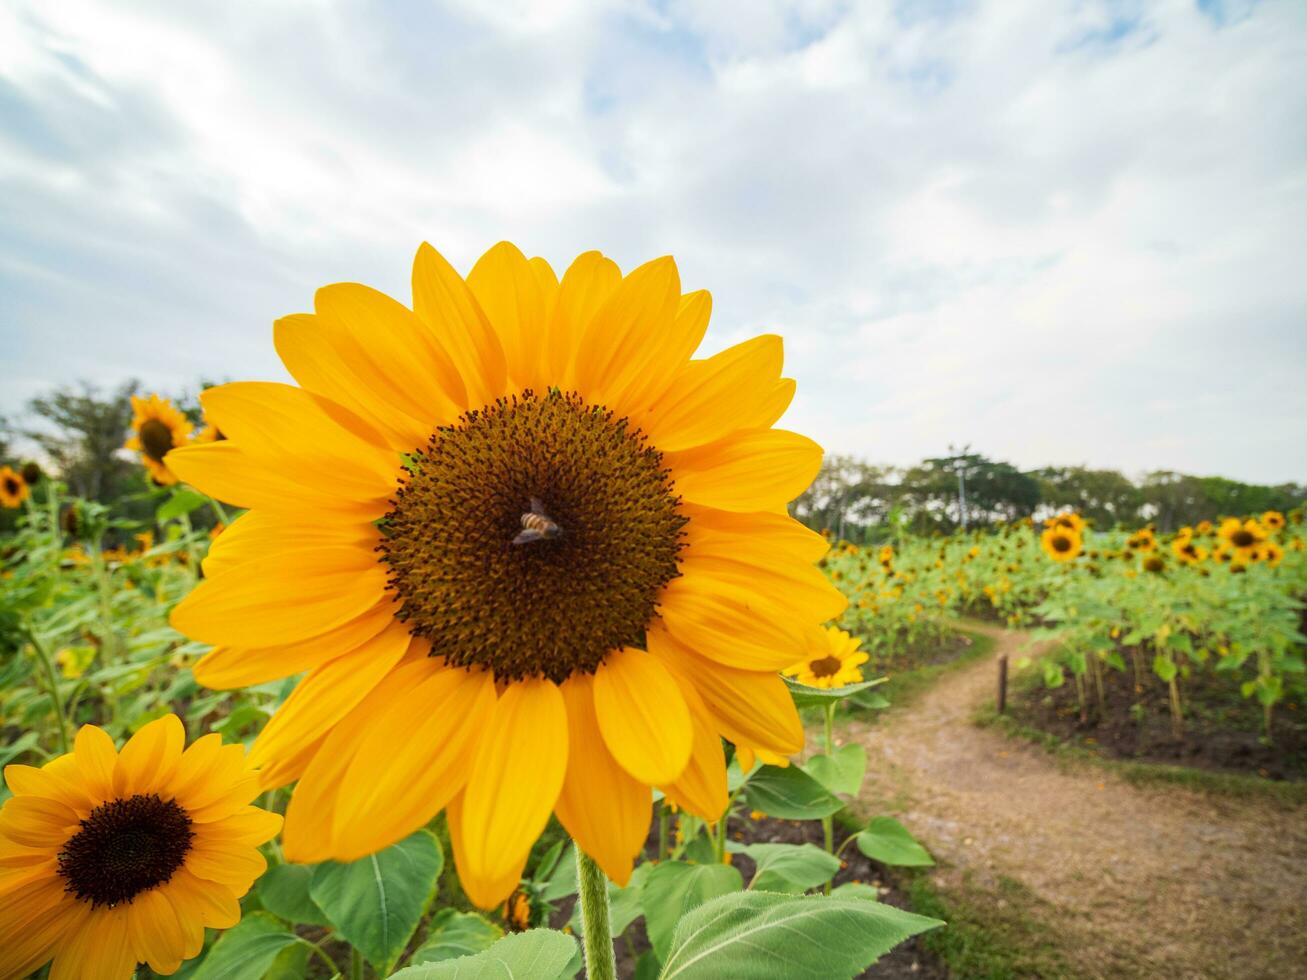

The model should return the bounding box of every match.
[2,0,1304,484]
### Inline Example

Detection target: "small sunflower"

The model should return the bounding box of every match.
[1262,540,1285,567]
[1262,511,1285,532]
[125,395,193,486]
[1040,525,1082,562]
[1142,554,1166,574]
[0,466,29,509]
[167,242,839,907]
[784,626,868,689]
[1194,520,1213,535]
[1171,535,1207,565]
[1125,527,1156,552]
[1218,518,1266,560]
[0,715,280,979]
[1044,511,1085,533]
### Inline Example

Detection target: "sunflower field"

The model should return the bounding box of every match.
[0,243,947,980]
[823,509,1307,760]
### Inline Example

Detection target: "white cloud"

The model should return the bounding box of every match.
[1,0,1304,483]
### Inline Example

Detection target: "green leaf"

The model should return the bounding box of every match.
[411,909,505,966]
[659,890,942,979]
[784,676,887,709]
[191,912,299,980]
[742,843,840,893]
[389,929,578,979]
[257,863,330,926]
[263,943,310,980]
[855,817,934,867]
[803,744,867,797]
[831,882,881,901]
[310,829,443,972]
[642,860,744,961]
[1152,653,1177,683]
[742,764,843,820]
[156,488,209,522]
[541,842,577,900]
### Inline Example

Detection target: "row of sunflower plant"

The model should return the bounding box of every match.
[1,241,946,980]
[823,508,1307,741]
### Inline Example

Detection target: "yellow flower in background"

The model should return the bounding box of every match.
[167,241,840,907]
[55,645,97,679]
[0,466,29,509]
[784,626,868,689]
[124,395,193,486]
[1044,511,1085,533]
[1125,527,1156,552]
[0,715,280,980]
[1171,535,1207,565]
[1218,517,1266,561]
[1262,511,1285,532]
[1262,540,1284,567]
[1194,520,1213,535]
[1040,525,1082,562]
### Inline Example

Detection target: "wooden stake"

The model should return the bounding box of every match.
[997,654,1008,714]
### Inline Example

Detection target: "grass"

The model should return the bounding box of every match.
[974,702,1307,806]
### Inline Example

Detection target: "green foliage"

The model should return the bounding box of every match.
[740,764,844,819]
[390,929,579,979]
[189,913,301,980]
[856,817,936,867]
[642,861,744,961]
[410,909,505,966]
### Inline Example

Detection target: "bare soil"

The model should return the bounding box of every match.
[1009,656,1307,780]
[841,620,1307,980]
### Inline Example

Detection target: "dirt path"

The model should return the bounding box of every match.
[842,621,1307,980]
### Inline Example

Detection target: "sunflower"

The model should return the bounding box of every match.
[166,242,840,907]
[784,626,868,689]
[0,466,29,509]
[1040,525,1082,562]
[1195,520,1213,535]
[124,395,193,486]
[1171,535,1207,565]
[1044,511,1085,533]
[1262,540,1285,568]
[1125,527,1156,552]
[0,715,280,979]
[1218,517,1266,561]
[1262,510,1285,532]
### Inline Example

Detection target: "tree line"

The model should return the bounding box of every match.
[791,452,1305,539]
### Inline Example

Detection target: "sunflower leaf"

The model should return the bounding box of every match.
[741,764,844,819]
[156,488,209,523]
[310,829,444,972]
[411,909,504,965]
[642,860,744,961]
[803,743,867,797]
[389,929,578,979]
[190,912,299,980]
[658,891,942,979]
[741,842,840,893]
[784,676,887,709]
[257,863,330,926]
[855,816,935,867]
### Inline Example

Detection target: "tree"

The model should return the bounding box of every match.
[25,381,140,501]
[1033,466,1143,528]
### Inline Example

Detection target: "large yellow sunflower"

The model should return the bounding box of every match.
[783,626,868,689]
[167,242,843,907]
[124,395,193,486]
[0,466,29,509]
[0,715,280,980]
[1218,517,1266,562]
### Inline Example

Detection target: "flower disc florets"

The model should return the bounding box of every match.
[58,794,194,907]
[380,389,687,682]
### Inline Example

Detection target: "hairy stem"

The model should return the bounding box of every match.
[575,847,616,980]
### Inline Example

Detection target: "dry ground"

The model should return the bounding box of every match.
[842,620,1307,980]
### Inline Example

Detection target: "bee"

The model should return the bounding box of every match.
[513,497,563,545]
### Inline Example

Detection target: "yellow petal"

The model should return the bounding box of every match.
[127,888,185,976]
[680,503,829,565]
[447,790,525,910]
[167,442,386,518]
[193,807,283,846]
[330,665,493,862]
[467,241,549,390]
[113,713,185,798]
[193,601,393,690]
[170,548,390,647]
[555,675,652,887]
[167,869,241,928]
[72,725,118,804]
[0,885,82,980]
[0,796,79,849]
[51,904,134,980]
[649,625,803,755]
[678,554,847,622]
[643,334,783,451]
[202,510,380,579]
[667,430,822,512]
[412,241,508,409]
[593,648,692,785]
[186,841,267,886]
[248,621,411,786]
[658,579,805,671]
[659,685,728,822]
[457,680,567,907]
[3,756,93,816]
[548,250,621,385]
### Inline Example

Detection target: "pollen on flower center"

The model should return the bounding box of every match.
[138,418,176,462]
[380,389,687,683]
[58,794,194,907]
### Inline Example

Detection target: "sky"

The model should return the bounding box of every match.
[1,0,1305,485]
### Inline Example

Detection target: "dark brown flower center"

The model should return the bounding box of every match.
[2,476,19,496]
[380,389,686,683]
[809,655,843,678]
[1052,534,1073,553]
[138,418,175,462]
[1144,555,1165,573]
[1231,529,1255,548]
[58,794,194,907]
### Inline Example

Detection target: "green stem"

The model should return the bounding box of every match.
[294,937,342,978]
[575,847,616,980]
[822,702,836,892]
[178,512,200,580]
[350,947,364,980]
[207,497,231,526]
[26,626,70,755]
